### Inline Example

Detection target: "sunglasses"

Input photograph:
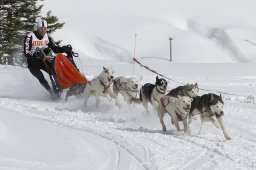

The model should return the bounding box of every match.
[38,27,47,31]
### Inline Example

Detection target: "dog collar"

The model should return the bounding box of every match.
[207,109,215,117]
[114,79,126,90]
[216,112,224,118]
[100,79,108,87]
[156,87,165,94]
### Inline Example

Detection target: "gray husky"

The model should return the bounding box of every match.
[168,83,199,98]
[189,93,231,140]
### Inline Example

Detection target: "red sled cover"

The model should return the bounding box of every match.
[54,53,88,89]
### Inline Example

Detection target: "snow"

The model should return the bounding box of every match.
[1,61,256,169]
[1,0,256,169]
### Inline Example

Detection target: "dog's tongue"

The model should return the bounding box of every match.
[184,107,190,112]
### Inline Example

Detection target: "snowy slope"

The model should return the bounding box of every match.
[42,0,256,63]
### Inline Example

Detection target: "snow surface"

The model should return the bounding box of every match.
[1,0,256,169]
[1,60,256,169]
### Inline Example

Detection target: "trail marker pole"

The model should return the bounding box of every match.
[169,37,173,62]
[133,34,137,76]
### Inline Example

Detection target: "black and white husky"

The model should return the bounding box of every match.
[132,76,168,113]
[84,67,120,108]
[168,83,199,98]
[189,93,231,140]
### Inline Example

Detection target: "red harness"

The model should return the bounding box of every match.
[160,95,176,108]
[175,111,187,121]
[113,79,127,90]
[88,80,110,94]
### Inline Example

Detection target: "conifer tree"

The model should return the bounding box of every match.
[0,0,64,66]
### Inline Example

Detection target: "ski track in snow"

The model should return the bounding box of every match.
[1,93,256,170]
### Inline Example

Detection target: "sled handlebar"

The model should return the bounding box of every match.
[37,46,79,60]
[72,52,79,57]
[37,47,54,60]
[65,44,79,57]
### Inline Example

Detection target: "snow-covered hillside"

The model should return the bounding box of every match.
[42,0,256,63]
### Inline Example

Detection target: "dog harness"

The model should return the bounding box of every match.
[161,96,188,121]
[88,80,110,94]
[99,80,110,93]
[113,79,127,90]
[160,95,176,108]
[175,111,187,121]
[113,79,139,98]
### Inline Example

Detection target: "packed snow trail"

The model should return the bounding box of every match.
[1,92,256,170]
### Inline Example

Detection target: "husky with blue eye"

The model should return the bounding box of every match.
[189,93,231,140]
[132,76,168,113]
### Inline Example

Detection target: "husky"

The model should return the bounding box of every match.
[113,76,139,105]
[84,67,120,108]
[168,83,199,98]
[189,93,231,140]
[132,76,168,113]
[157,95,192,133]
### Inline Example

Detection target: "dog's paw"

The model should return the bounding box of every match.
[176,131,184,136]
[116,102,121,108]
[225,136,231,140]
[185,129,191,135]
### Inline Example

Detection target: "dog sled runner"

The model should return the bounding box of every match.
[42,50,88,98]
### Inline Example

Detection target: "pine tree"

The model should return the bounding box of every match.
[0,0,65,66]
[0,0,24,65]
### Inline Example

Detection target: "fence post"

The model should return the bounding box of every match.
[169,37,173,62]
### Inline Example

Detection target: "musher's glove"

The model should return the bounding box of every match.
[62,45,72,53]
[33,48,45,60]
[43,47,51,56]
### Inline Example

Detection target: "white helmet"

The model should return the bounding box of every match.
[37,19,47,28]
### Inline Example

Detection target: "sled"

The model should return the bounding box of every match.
[54,53,87,89]
[43,52,88,97]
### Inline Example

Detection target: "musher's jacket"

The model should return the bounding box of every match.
[24,31,62,58]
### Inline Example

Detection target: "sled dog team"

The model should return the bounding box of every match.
[66,67,231,140]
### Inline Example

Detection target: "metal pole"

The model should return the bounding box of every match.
[169,37,173,62]
[133,34,137,76]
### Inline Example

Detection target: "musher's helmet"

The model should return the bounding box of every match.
[37,19,48,29]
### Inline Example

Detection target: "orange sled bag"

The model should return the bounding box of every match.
[54,53,88,89]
